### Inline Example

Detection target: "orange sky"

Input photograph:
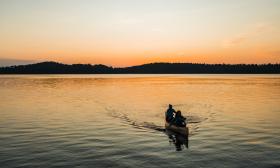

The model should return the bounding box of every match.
[0,0,279,67]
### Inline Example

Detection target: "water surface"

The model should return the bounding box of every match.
[0,74,279,168]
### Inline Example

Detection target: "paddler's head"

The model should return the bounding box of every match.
[169,104,173,109]
[176,110,182,116]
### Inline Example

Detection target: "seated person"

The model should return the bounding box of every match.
[174,110,186,127]
[165,104,176,123]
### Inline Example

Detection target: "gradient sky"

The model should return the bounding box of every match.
[0,0,279,67]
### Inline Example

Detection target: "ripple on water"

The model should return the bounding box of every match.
[1,75,280,168]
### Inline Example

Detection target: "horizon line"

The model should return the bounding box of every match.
[1,60,280,69]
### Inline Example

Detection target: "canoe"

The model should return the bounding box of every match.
[165,122,189,136]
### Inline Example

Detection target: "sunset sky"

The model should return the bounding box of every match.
[0,0,279,67]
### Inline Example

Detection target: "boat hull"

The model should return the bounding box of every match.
[165,122,189,136]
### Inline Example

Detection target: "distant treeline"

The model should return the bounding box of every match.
[0,61,279,74]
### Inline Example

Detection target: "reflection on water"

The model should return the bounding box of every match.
[166,128,189,151]
[0,74,280,168]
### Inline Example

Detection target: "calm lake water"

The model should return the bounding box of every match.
[0,74,279,168]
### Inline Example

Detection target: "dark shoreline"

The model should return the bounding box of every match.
[0,61,279,74]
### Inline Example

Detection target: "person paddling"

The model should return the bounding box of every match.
[165,104,176,123]
[174,110,186,127]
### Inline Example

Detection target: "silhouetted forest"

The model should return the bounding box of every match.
[0,61,279,74]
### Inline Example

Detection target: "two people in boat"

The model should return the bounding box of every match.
[165,104,187,127]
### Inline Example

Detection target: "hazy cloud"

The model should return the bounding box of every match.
[177,52,187,57]
[269,50,280,57]
[0,58,35,67]
[223,23,272,48]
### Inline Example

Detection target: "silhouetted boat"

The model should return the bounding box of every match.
[165,122,189,136]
